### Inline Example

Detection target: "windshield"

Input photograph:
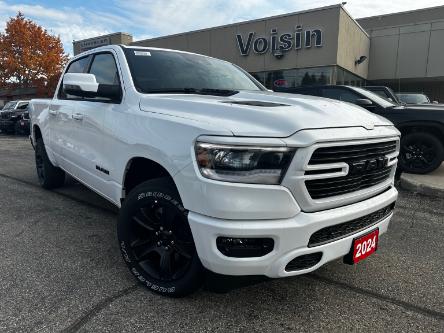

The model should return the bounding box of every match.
[2,101,17,110]
[123,48,264,94]
[349,87,396,108]
[397,93,430,104]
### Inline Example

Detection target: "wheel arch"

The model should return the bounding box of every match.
[397,121,444,144]
[33,124,42,141]
[122,156,180,202]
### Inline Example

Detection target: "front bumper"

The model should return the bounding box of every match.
[188,186,397,278]
[0,120,15,132]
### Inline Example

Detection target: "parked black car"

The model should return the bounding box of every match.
[0,101,29,134]
[276,85,444,174]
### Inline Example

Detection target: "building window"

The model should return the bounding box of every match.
[251,66,364,90]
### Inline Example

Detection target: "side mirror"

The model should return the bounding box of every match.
[63,73,121,101]
[356,98,373,106]
[63,73,99,97]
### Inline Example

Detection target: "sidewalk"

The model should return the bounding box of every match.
[400,163,444,198]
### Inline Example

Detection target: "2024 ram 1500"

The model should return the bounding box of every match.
[30,45,399,296]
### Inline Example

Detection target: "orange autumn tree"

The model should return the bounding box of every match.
[0,13,69,97]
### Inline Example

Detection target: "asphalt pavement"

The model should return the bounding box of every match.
[401,163,444,198]
[0,135,443,333]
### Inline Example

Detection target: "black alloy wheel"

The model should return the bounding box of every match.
[34,137,65,189]
[399,132,444,174]
[118,178,204,296]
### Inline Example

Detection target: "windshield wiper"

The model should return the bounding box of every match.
[146,88,239,96]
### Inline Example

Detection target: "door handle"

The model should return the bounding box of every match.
[72,113,84,121]
[49,110,57,116]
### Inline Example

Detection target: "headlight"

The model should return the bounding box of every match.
[195,142,295,184]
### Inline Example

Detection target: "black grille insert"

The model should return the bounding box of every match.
[308,203,394,247]
[285,253,323,271]
[309,141,397,164]
[305,141,397,199]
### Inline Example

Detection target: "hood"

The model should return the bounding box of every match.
[0,110,23,119]
[139,90,393,137]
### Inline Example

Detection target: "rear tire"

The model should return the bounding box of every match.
[35,138,65,189]
[399,132,443,174]
[118,178,204,297]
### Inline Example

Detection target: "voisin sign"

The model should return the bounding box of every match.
[236,26,323,56]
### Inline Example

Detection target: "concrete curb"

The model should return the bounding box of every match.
[400,164,444,198]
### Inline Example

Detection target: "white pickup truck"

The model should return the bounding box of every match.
[30,45,399,296]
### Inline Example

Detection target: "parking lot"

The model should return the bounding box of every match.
[0,135,443,332]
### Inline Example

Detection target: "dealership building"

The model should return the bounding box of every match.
[73,4,444,101]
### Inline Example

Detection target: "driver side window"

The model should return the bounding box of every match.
[88,53,120,85]
[86,53,122,103]
[322,88,361,104]
[59,55,92,100]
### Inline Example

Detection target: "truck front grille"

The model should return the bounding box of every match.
[308,203,394,247]
[305,141,397,199]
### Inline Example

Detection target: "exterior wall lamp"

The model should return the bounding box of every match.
[355,55,367,65]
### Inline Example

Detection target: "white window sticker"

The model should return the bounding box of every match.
[134,51,151,56]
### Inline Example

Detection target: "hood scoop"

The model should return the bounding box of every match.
[221,100,290,107]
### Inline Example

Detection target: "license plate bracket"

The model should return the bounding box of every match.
[343,228,379,265]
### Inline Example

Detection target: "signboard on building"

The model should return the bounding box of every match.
[236,26,323,56]
[78,37,111,53]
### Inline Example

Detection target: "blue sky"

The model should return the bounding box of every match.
[1,0,443,55]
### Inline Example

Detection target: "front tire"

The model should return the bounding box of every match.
[14,122,21,135]
[118,178,204,297]
[35,138,65,189]
[399,132,444,174]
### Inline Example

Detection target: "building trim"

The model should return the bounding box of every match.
[73,32,132,43]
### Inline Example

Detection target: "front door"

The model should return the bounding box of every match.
[64,52,123,198]
[53,55,92,168]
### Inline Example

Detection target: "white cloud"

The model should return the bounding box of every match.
[115,0,444,38]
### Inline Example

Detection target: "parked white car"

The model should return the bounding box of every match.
[30,45,399,296]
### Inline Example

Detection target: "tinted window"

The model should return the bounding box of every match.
[370,90,388,99]
[351,87,396,108]
[67,56,91,73]
[397,93,430,104]
[322,88,361,103]
[89,53,119,85]
[123,48,263,93]
[2,101,17,110]
[59,56,91,99]
[17,102,29,110]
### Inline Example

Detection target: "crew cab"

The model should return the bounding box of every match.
[277,85,444,174]
[0,100,29,134]
[30,45,399,296]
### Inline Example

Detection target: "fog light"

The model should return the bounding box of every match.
[285,252,323,271]
[216,237,274,258]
